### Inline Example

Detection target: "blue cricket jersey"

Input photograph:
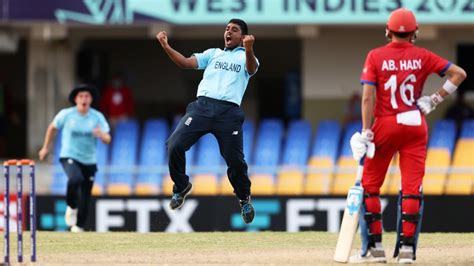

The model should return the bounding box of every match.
[194,47,259,106]
[52,107,110,164]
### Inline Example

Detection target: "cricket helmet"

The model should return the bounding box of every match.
[387,8,418,33]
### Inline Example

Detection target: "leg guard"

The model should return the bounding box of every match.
[393,192,424,260]
[359,205,369,256]
[359,193,383,256]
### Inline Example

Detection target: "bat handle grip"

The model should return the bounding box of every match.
[355,156,366,183]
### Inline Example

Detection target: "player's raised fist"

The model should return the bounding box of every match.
[243,35,255,50]
[156,31,168,47]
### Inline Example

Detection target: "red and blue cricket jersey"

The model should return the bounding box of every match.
[360,42,451,117]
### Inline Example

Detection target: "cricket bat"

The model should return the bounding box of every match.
[333,158,365,263]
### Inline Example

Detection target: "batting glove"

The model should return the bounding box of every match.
[350,129,375,161]
[416,93,444,116]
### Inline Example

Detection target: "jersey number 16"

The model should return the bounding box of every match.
[384,74,416,109]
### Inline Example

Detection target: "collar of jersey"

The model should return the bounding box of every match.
[224,46,245,52]
[387,41,413,48]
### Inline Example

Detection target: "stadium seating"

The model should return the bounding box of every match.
[243,120,255,164]
[423,120,456,194]
[161,175,174,196]
[277,119,311,195]
[332,121,361,195]
[219,174,235,195]
[135,119,169,195]
[251,119,284,195]
[446,119,474,194]
[193,133,222,195]
[192,174,219,195]
[48,117,474,196]
[92,139,110,195]
[195,133,223,174]
[106,120,139,195]
[305,120,341,195]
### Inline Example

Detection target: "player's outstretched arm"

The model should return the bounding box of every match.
[156,31,198,69]
[38,123,57,161]
[243,35,258,74]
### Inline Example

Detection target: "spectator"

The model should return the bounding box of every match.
[99,73,135,128]
[344,91,362,125]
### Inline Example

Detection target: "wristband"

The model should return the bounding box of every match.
[442,80,458,94]
[430,92,444,105]
[361,129,374,140]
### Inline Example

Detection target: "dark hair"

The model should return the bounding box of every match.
[392,31,411,38]
[228,18,248,35]
[68,84,99,105]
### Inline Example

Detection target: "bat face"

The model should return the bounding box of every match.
[334,161,365,263]
[334,181,364,262]
[347,186,363,215]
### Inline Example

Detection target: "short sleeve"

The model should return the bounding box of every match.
[97,112,110,133]
[52,109,68,129]
[193,48,217,70]
[248,56,260,76]
[425,50,451,77]
[360,51,377,86]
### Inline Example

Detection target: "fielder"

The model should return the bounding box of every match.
[349,8,466,263]
[39,84,111,232]
[156,18,259,224]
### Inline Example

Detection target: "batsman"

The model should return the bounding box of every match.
[349,8,466,263]
[156,18,259,224]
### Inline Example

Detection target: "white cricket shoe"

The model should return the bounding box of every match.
[397,245,415,264]
[349,247,387,264]
[70,225,84,233]
[65,206,78,227]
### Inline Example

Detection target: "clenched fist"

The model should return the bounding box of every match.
[243,35,255,50]
[156,31,168,48]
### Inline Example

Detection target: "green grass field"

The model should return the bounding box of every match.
[3,232,473,265]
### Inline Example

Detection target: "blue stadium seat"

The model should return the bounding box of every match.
[429,120,456,153]
[339,120,362,158]
[94,139,110,193]
[460,119,474,138]
[253,118,284,174]
[136,119,169,186]
[107,120,139,194]
[243,119,255,164]
[195,133,223,174]
[311,120,341,164]
[282,119,312,166]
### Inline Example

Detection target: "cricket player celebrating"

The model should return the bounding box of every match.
[349,8,466,263]
[156,18,259,224]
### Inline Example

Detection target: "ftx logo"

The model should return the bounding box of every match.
[231,199,280,231]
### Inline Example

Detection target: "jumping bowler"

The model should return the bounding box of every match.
[156,18,259,224]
